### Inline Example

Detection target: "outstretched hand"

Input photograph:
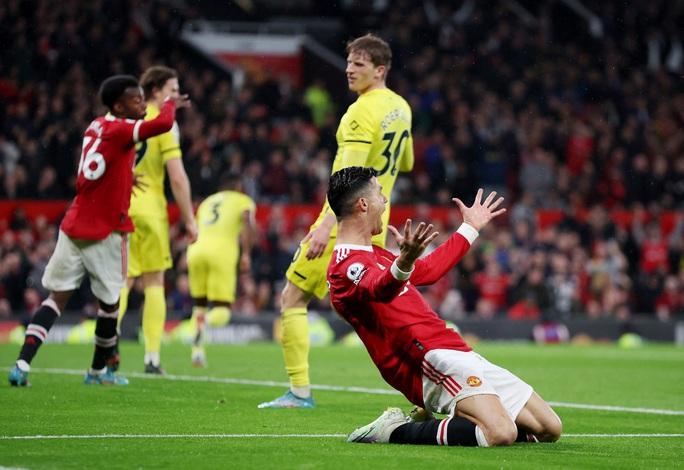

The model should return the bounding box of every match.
[169,94,191,109]
[388,219,439,271]
[452,188,506,231]
[132,172,148,196]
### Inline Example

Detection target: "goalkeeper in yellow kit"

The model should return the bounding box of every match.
[259,34,414,408]
[116,66,198,374]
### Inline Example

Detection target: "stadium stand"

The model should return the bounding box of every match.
[0,0,682,329]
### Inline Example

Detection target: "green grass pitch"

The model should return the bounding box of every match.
[1,341,683,469]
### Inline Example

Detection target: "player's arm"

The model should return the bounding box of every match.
[409,225,477,285]
[134,96,188,142]
[333,222,437,303]
[335,255,407,303]
[167,158,198,243]
[392,189,506,286]
[239,208,256,273]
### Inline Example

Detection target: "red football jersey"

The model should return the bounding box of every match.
[327,227,476,408]
[61,101,177,240]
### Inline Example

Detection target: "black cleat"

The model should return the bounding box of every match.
[144,363,165,375]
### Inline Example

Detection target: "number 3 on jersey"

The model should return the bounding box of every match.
[204,201,222,225]
[77,136,106,180]
[379,130,410,176]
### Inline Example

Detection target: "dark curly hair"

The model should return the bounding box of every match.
[327,166,377,219]
[99,75,139,110]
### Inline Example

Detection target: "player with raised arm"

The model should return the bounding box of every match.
[326,166,562,447]
[259,33,414,409]
[116,66,197,375]
[186,172,256,367]
[8,75,189,386]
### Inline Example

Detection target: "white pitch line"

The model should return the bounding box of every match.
[547,401,684,416]
[0,434,346,441]
[1,433,683,441]
[562,434,684,438]
[5,367,684,416]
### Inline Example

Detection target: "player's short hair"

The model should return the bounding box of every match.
[99,75,139,110]
[140,65,178,99]
[346,33,392,70]
[219,172,242,190]
[328,166,377,219]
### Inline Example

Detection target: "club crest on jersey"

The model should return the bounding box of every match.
[466,376,482,387]
[346,262,366,285]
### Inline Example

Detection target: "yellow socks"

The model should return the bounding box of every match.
[142,286,165,365]
[117,286,130,331]
[281,307,310,389]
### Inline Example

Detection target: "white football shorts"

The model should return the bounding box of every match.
[42,230,127,306]
[421,349,533,420]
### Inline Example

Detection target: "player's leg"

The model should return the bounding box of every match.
[204,252,236,331]
[394,349,518,447]
[348,406,485,446]
[190,296,208,367]
[117,277,136,330]
[9,291,72,386]
[514,392,563,442]
[141,270,166,374]
[84,298,128,385]
[279,280,312,395]
[259,237,333,409]
[10,230,84,386]
[360,396,513,447]
[119,227,142,331]
[82,231,129,385]
[457,351,549,446]
[451,394,518,446]
[131,215,172,373]
[187,245,209,366]
[257,279,314,409]
[112,229,139,373]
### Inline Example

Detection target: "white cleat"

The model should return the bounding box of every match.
[347,407,407,444]
[191,346,207,368]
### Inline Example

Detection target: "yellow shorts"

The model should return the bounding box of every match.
[128,214,171,277]
[187,244,238,303]
[285,236,336,300]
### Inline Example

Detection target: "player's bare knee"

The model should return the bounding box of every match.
[485,421,517,446]
[540,414,563,442]
[280,282,308,314]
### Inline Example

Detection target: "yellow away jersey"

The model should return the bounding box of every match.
[129,103,182,217]
[313,87,414,241]
[194,191,255,251]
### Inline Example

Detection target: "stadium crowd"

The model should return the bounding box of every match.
[0,0,683,322]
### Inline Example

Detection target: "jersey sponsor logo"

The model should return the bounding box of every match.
[466,376,482,387]
[346,262,366,284]
[398,285,409,297]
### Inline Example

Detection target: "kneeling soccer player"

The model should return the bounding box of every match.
[325,166,562,446]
